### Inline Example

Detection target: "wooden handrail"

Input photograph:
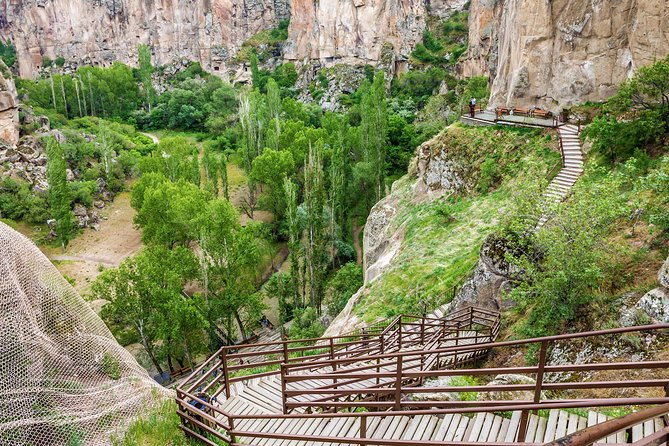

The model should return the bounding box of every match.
[543,403,669,446]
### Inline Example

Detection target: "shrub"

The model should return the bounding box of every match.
[0,39,17,67]
[288,307,325,340]
[325,263,363,316]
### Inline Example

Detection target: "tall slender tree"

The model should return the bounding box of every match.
[303,145,327,311]
[361,71,387,203]
[284,177,302,308]
[138,44,155,112]
[46,138,76,248]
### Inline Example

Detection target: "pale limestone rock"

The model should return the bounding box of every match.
[635,287,669,323]
[460,0,669,111]
[659,256,669,288]
[0,61,19,147]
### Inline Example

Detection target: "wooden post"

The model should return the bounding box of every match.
[398,319,403,351]
[421,317,425,345]
[360,415,367,446]
[228,414,236,444]
[220,348,231,398]
[281,363,289,414]
[330,338,338,389]
[394,355,403,410]
[518,340,548,442]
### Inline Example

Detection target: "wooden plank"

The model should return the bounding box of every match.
[577,416,587,432]
[453,415,470,441]
[402,416,423,440]
[525,414,539,443]
[567,413,580,435]
[463,414,476,441]
[555,410,569,439]
[445,415,463,441]
[544,410,560,442]
[632,422,644,443]
[389,417,411,440]
[465,412,487,443]
[644,419,655,436]
[477,413,495,442]
[433,415,455,441]
[487,415,504,442]
[420,416,439,441]
[505,411,522,443]
[497,418,511,442]
[534,416,548,443]
[588,412,599,427]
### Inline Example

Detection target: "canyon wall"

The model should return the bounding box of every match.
[0,61,20,146]
[2,0,290,79]
[461,0,669,110]
[284,0,467,68]
[2,0,466,79]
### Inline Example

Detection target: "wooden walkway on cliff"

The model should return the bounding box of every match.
[175,306,669,446]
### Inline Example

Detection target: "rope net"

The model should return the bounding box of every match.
[0,222,170,445]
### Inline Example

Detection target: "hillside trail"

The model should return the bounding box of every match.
[139,131,160,144]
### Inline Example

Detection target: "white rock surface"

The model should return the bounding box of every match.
[0,61,19,146]
[659,255,669,288]
[635,287,669,323]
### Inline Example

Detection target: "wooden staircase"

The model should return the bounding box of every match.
[537,124,584,228]
[176,310,669,446]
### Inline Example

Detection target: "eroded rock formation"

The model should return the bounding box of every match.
[461,0,669,110]
[3,0,290,78]
[3,0,468,79]
[284,0,464,68]
[0,61,20,146]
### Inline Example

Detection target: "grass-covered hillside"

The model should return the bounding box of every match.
[352,124,561,322]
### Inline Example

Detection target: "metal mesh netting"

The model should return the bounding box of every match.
[0,222,171,445]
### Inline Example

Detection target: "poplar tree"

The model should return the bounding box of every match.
[266,78,282,150]
[220,156,229,201]
[303,145,327,311]
[328,119,348,267]
[46,138,76,248]
[191,149,200,187]
[361,71,387,203]
[138,44,155,112]
[284,177,302,307]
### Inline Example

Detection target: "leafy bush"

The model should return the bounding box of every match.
[69,181,97,207]
[288,307,325,340]
[0,39,17,67]
[325,263,363,316]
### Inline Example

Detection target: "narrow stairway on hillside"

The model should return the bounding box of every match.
[537,124,584,228]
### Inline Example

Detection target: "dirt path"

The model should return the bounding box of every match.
[139,132,160,144]
[47,192,142,295]
[352,219,364,266]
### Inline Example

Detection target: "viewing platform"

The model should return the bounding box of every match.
[461,109,562,129]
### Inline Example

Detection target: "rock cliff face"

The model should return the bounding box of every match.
[3,0,466,79]
[3,0,290,78]
[461,0,669,110]
[284,0,465,68]
[0,61,20,147]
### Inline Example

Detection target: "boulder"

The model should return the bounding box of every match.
[635,287,669,323]
[659,256,669,289]
[73,204,88,217]
[479,374,538,402]
[450,234,525,313]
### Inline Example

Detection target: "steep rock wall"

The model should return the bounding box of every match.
[461,0,669,110]
[285,0,467,67]
[0,61,20,146]
[3,0,290,78]
[3,0,466,79]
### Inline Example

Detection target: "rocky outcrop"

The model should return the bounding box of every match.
[450,234,521,313]
[0,61,20,146]
[636,287,669,323]
[461,0,669,111]
[659,256,669,288]
[4,0,290,79]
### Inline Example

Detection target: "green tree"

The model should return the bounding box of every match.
[303,146,328,311]
[138,44,156,112]
[284,177,303,308]
[251,149,295,219]
[325,263,363,316]
[94,246,201,373]
[46,138,76,248]
[361,71,387,203]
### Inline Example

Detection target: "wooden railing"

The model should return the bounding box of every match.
[176,316,669,446]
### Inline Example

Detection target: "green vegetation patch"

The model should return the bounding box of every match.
[354,124,560,321]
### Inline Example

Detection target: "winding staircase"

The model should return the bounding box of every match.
[176,306,669,446]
